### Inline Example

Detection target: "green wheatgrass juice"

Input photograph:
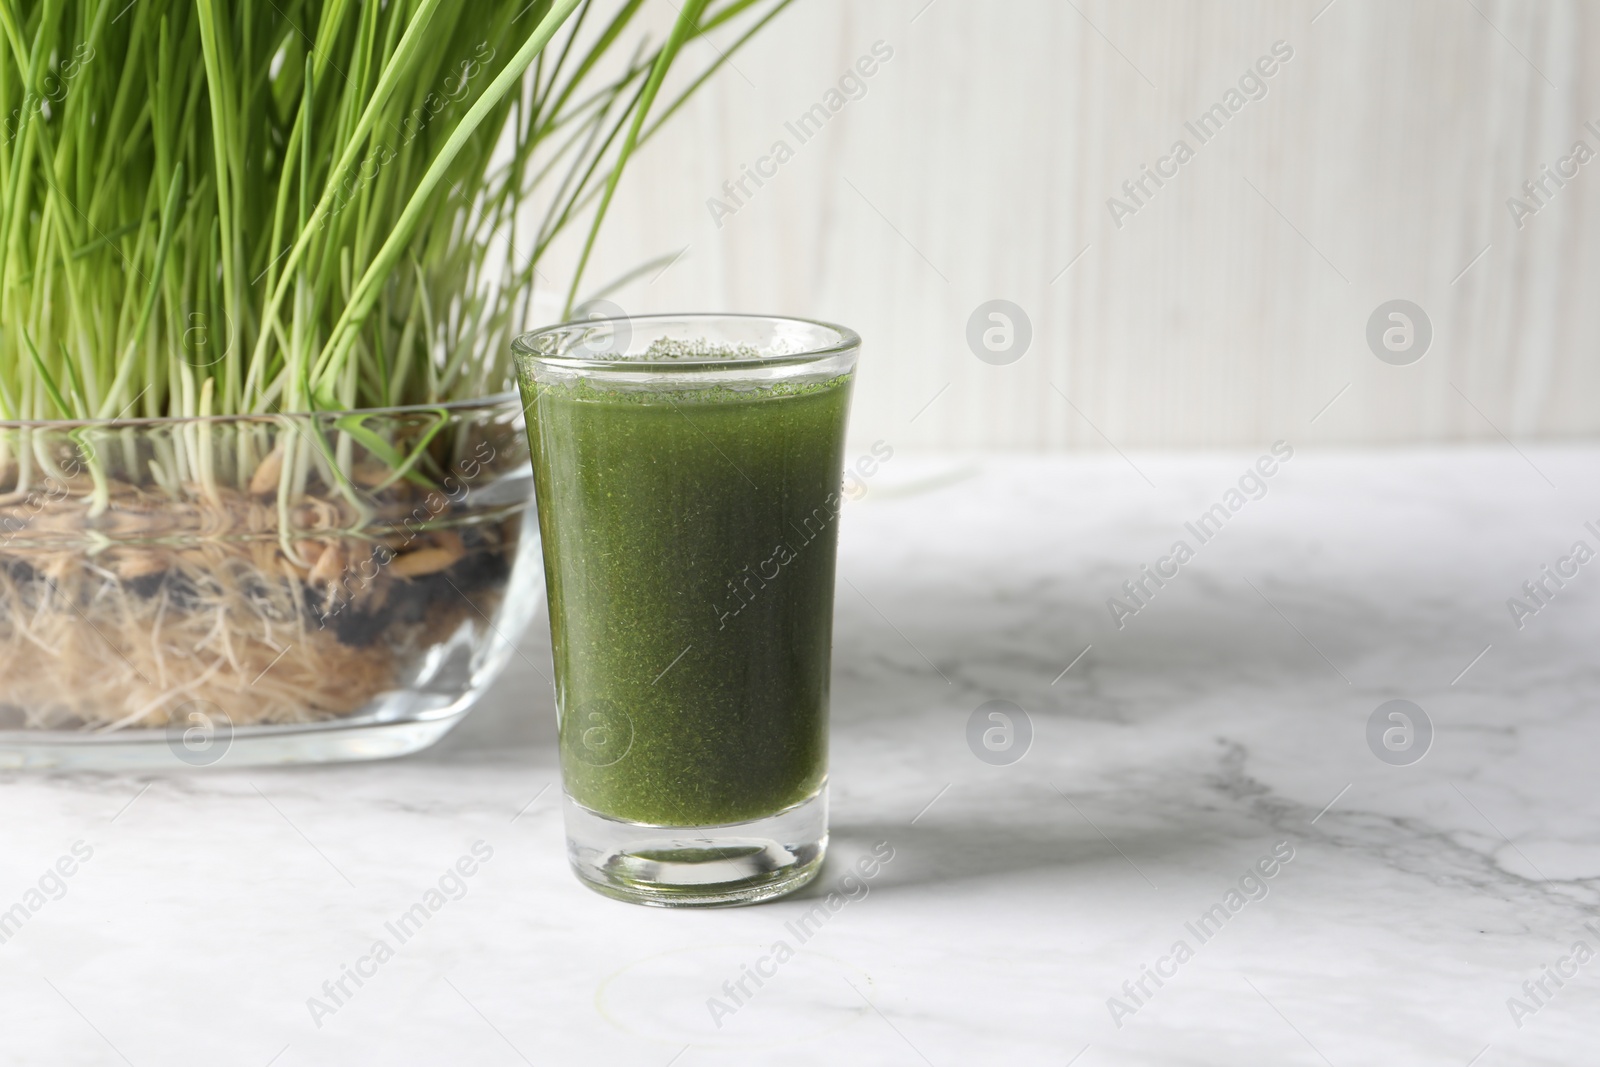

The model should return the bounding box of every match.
[524,366,853,827]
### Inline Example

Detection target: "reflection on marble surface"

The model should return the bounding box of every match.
[0,448,1597,1066]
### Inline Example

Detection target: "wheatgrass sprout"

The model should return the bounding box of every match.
[0,0,786,428]
[0,0,791,734]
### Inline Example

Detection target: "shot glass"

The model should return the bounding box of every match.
[513,314,859,907]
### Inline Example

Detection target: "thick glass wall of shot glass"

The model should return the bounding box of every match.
[513,315,859,907]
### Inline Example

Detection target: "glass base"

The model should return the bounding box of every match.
[564,788,827,908]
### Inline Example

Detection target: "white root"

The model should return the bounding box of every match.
[0,478,510,730]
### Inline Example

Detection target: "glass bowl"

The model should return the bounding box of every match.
[0,394,540,768]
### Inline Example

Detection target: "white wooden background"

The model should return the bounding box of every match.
[541,0,1600,450]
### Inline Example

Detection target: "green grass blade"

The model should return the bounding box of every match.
[563,0,709,316]
[21,327,72,420]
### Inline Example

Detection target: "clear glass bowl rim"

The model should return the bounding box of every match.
[512,312,862,374]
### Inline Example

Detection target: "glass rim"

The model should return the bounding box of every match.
[511,312,861,373]
[0,392,521,432]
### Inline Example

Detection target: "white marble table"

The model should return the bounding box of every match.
[3,448,1598,1066]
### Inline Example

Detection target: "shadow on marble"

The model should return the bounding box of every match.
[815,819,1220,898]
